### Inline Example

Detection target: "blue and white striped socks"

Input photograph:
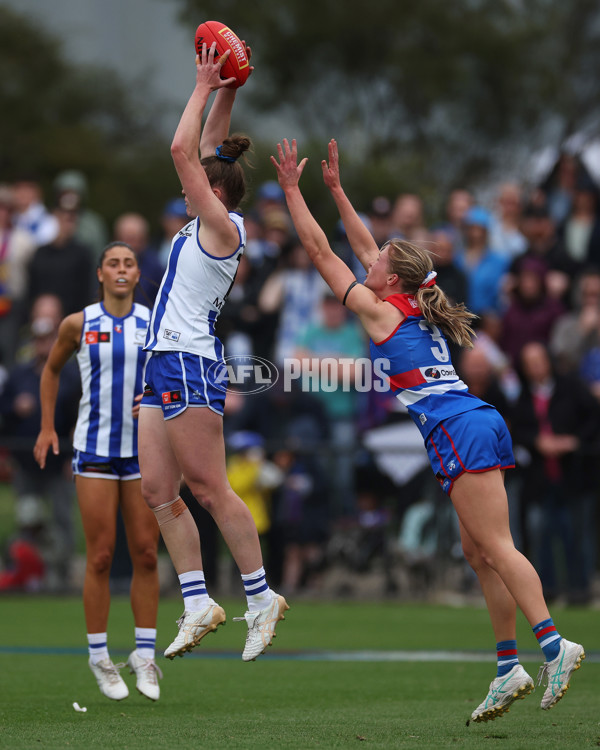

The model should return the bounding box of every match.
[135,627,157,659]
[496,640,519,677]
[241,567,273,612]
[533,618,562,661]
[179,570,212,612]
[87,632,109,664]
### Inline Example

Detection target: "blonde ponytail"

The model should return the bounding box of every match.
[386,239,477,348]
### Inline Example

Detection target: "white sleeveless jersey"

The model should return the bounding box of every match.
[144,213,245,361]
[73,302,150,457]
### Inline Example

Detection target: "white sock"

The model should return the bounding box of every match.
[135,627,156,659]
[179,570,212,612]
[87,632,109,664]
[241,567,273,612]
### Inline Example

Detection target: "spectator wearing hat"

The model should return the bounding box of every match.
[157,197,190,267]
[26,203,94,316]
[0,185,36,366]
[368,196,394,247]
[53,170,109,265]
[255,180,286,217]
[454,205,509,315]
[509,203,575,303]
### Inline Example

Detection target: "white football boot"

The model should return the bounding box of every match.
[537,639,585,710]
[127,650,163,701]
[88,658,129,701]
[469,664,534,723]
[234,593,289,662]
[164,603,226,659]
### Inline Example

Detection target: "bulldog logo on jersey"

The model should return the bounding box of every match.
[424,367,441,380]
[85,331,111,344]
[162,390,182,404]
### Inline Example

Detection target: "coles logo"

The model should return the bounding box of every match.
[422,366,457,381]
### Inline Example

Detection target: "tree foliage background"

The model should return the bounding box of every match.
[1,1,599,227]
[0,5,179,227]
[178,0,600,219]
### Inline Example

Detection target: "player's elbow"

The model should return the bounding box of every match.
[170,140,191,165]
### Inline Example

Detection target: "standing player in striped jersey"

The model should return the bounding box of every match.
[138,43,287,663]
[34,242,161,702]
[271,138,585,722]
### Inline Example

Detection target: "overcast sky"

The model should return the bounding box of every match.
[0,0,221,136]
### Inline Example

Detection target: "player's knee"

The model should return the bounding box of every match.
[191,489,216,514]
[461,540,484,571]
[131,545,157,572]
[88,547,114,575]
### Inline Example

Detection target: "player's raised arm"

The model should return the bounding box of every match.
[171,44,237,244]
[200,42,252,158]
[271,139,391,337]
[322,139,380,271]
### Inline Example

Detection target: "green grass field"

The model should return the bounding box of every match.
[0,596,598,749]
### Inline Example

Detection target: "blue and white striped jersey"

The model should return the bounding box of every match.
[73,302,150,458]
[144,213,245,361]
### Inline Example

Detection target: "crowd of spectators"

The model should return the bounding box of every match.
[1,151,600,604]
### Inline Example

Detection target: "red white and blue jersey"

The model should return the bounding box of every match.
[144,213,245,361]
[370,294,486,440]
[73,302,150,458]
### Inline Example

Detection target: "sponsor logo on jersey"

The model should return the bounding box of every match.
[162,390,182,404]
[163,329,181,342]
[447,460,456,472]
[421,365,457,381]
[114,324,122,333]
[85,331,111,344]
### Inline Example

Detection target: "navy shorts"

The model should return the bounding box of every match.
[72,450,141,481]
[141,351,226,419]
[426,406,515,496]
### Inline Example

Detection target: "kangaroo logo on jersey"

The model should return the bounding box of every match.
[85,331,111,344]
[163,329,181,342]
[162,390,182,404]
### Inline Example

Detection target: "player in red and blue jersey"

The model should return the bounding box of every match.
[271,138,585,723]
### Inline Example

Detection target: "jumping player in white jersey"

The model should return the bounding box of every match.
[138,42,287,663]
[34,242,161,702]
[271,138,585,723]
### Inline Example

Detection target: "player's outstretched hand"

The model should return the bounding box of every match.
[270,139,308,192]
[321,139,341,192]
[195,42,236,90]
[33,429,59,470]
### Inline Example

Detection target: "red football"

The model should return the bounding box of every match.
[194,21,250,89]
